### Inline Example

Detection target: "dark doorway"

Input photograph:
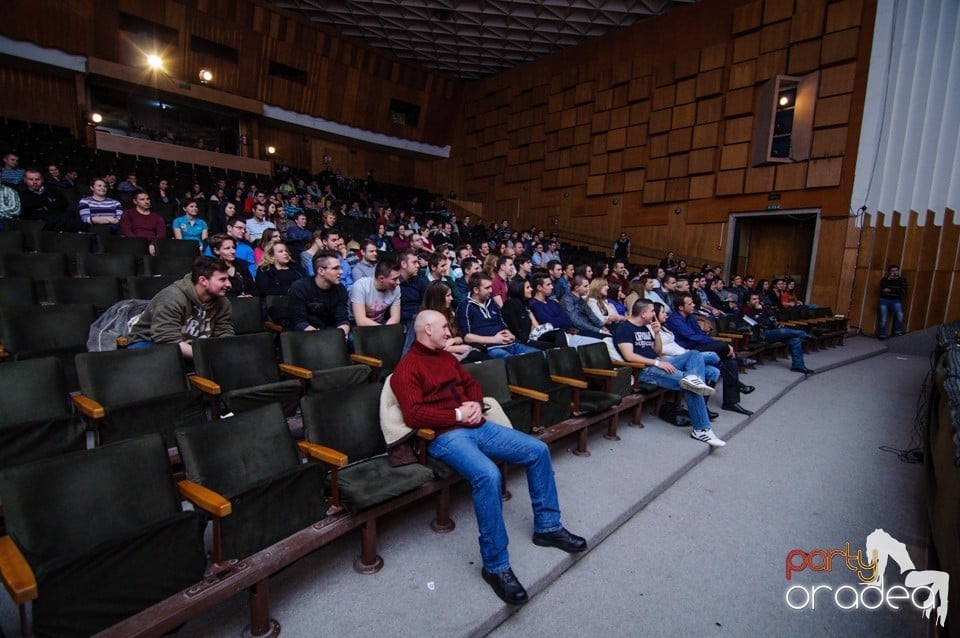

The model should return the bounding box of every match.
[730,212,818,299]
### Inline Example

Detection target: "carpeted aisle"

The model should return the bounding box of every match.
[490,350,933,637]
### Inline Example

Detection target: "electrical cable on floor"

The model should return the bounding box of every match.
[878,348,934,464]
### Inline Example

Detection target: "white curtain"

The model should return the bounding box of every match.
[851,0,960,226]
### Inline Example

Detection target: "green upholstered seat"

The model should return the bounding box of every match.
[464,358,534,433]
[0,230,25,253]
[229,295,267,335]
[75,344,205,446]
[75,252,137,278]
[45,276,122,314]
[37,232,93,261]
[546,347,622,414]
[505,351,572,428]
[97,234,149,257]
[0,277,35,306]
[0,357,86,468]
[577,341,634,396]
[0,253,67,300]
[176,404,329,560]
[125,275,179,300]
[280,329,372,392]
[0,304,96,391]
[301,384,435,513]
[0,434,207,637]
[141,254,196,278]
[193,332,302,416]
[2,220,44,251]
[152,238,202,259]
[353,323,406,381]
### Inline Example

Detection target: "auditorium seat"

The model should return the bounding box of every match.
[175,403,331,563]
[279,328,375,393]
[0,433,207,637]
[191,332,303,417]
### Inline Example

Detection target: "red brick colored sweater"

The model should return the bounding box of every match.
[390,340,485,435]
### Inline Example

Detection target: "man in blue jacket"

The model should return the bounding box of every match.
[666,293,755,415]
[456,273,539,359]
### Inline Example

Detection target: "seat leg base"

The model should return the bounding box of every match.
[603,433,621,441]
[353,554,384,574]
[569,447,591,457]
[242,620,280,638]
[430,518,456,533]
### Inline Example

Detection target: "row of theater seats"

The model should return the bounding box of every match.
[0,327,660,636]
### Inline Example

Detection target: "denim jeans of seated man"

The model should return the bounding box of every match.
[636,349,712,431]
[427,420,562,574]
[877,298,904,337]
[699,350,721,385]
[762,327,808,369]
[486,342,541,359]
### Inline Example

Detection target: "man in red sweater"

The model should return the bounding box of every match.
[391,309,586,606]
[119,191,166,254]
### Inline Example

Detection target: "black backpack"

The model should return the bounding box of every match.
[658,402,692,427]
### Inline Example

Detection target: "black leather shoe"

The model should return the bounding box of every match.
[738,384,756,394]
[708,409,719,420]
[791,367,814,375]
[482,568,528,605]
[532,527,587,553]
[722,403,754,416]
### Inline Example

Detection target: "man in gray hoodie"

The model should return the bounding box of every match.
[128,256,234,358]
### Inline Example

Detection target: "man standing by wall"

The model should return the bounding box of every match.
[876,265,907,339]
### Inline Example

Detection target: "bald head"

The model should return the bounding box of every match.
[414,309,450,350]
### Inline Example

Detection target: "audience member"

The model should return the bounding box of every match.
[120,191,166,248]
[0,182,20,219]
[666,294,754,416]
[1,152,24,186]
[876,264,907,339]
[418,280,481,362]
[172,200,207,248]
[77,178,123,229]
[614,299,725,447]
[287,249,350,335]
[127,256,234,358]
[18,167,76,231]
[350,259,401,326]
[586,278,625,326]
[392,310,586,603]
[740,292,813,374]
[456,273,539,359]
[561,275,612,339]
[399,249,427,322]
[208,233,255,297]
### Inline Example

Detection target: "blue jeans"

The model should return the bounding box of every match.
[486,342,540,359]
[700,351,721,385]
[763,328,807,368]
[427,421,562,573]
[636,350,711,431]
[877,299,904,337]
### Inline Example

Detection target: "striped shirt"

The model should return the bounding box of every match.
[78,196,123,223]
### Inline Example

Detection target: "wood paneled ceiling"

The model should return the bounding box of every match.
[267,0,700,80]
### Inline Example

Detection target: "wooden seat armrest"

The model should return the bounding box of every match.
[350,354,383,368]
[717,332,744,341]
[188,375,221,395]
[278,363,313,380]
[612,360,646,369]
[550,374,589,389]
[0,344,5,360]
[508,385,550,402]
[72,395,105,419]
[582,367,618,377]
[115,336,129,348]
[177,480,232,518]
[0,536,36,605]
[297,441,348,466]
[713,336,732,343]
[264,321,283,333]
[415,429,436,441]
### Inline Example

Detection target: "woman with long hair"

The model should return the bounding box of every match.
[209,233,255,297]
[675,259,688,276]
[420,280,483,362]
[210,200,237,236]
[391,224,410,252]
[255,228,281,267]
[586,278,625,325]
[502,277,563,349]
[370,223,391,252]
[757,279,779,309]
[256,240,303,327]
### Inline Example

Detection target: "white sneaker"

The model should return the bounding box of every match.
[691,428,726,447]
[680,375,715,397]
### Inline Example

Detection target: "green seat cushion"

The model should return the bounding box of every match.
[308,364,372,392]
[578,390,622,414]
[221,379,303,417]
[338,456,435,513]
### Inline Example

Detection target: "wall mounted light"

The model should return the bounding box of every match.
[146,54,163,70]
[89,112,103,124]
[778,95,790,106]
[266,146,276,155]
[198,69,213,84]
